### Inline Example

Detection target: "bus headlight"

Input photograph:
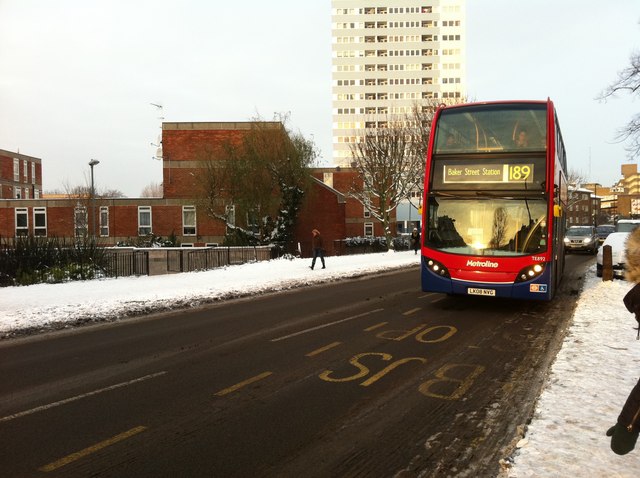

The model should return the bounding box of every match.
[515,263,546,282]
[424,257,450,278]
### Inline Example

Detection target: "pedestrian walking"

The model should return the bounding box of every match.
[606,226,640,455]
[410,227,421,255]
[310,229,325,270]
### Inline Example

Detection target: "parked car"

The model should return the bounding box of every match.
[596,224,615,244]
[564,226,598,254]
[597,232,629,278]
[615,219,640,232]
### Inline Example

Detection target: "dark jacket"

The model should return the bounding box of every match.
[618,379,640,434]
[608,228,640,454]
[622,282,640,434]
[312,233,323,251]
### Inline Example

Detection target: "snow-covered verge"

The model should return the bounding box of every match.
[0,251,420,338]
[506,265,640,477]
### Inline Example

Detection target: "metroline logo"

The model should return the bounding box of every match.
[466,259,499,268]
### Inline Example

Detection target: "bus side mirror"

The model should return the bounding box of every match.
[553,205,562,217]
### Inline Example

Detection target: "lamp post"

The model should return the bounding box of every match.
[89,159,100,241]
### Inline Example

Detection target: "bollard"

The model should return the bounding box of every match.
[602,244,614,281]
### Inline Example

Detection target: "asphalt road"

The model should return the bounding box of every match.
[0,253,594,477]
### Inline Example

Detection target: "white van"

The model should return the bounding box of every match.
[615,219,640,232]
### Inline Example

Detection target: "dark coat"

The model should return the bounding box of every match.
[410,231,420,248]
[618,378,640,434]
[608,229,640,454]
[621,283,640,435]
[623,283,640,324]
[312,233,324,251]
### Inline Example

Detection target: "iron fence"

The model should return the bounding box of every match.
[102,246,275,278]
[186,246,274,271]
[102,250,149,277]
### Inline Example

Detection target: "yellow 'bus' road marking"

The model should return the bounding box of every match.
[214,371,273,397]
[0,371,167,423]
[306,342,342,357]
[402,308,421,316]
[364,322,388,332]
[271,308,384,342]
[38,426,147,472]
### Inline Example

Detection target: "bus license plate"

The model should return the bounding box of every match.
[468,287,496,297]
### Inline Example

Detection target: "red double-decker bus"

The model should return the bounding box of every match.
[421,100,568,300]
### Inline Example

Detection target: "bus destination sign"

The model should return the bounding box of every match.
[443,163,534,184]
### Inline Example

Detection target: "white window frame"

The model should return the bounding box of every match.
[33,207,47,236]
[31,162,36,184]
[74,206,88,238]
[15,207,28,236]
[99,206,109,237]
[182,205,196,236]
[23,160,28,182]
[364,222,374,237]
[138,206,152,236]
[13,158,19,181]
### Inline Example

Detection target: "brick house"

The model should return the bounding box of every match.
[0,123,394,255]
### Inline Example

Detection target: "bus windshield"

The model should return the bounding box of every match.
[425,196,548,256]
[433,104,547,154]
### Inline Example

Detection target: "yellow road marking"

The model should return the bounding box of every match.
[214,371,273,396]
[306,342,342,357]
[364,322,388,332]
[402,308,421,316]
[39,426,147,472]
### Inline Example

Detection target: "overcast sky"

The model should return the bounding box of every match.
[0,1,638,197]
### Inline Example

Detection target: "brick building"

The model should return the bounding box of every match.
[0,149,42,199]
[0,123,394,255]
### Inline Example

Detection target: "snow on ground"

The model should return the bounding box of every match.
[1,251,639,475]
[0,251,421,336]
[507,266,640,477]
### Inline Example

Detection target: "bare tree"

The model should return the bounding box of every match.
[140,182,163,198]
[349,115,425,249]
[347,99,451,249]
[599,50,640,159]
[567,168,589,188]
[197,115,318,249]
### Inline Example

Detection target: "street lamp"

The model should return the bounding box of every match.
[89,159,100,241]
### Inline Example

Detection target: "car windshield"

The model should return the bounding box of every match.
[567,227,592,236]
[596,226,614,234]
[616,222,640,232]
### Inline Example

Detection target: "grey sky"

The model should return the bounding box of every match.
[0,1,638,196]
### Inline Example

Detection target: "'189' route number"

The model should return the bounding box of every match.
[508,165,531,181]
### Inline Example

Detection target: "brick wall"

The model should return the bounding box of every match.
[295,178,346,257]
[0,124,391,252]
[0,150,42,199]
